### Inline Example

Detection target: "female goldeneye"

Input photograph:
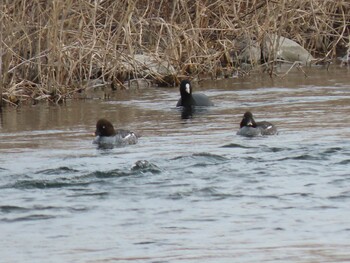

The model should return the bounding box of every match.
[176,80,214,107]
[93,119,139,146]
[237,111,277,137]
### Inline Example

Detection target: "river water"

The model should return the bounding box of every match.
[0,67,350,262]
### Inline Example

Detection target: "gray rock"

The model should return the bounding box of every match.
[338,51,350,66]
[263,34,314,65]
[122,53,176,78]
[232,37,261,65]
[235,38,261,65]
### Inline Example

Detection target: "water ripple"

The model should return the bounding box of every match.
[9,180,91,189]
[35,167,80,175]
[2,214,56,222]
[1,71,350,262]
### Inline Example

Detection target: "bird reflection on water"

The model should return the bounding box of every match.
[179,106,212,120]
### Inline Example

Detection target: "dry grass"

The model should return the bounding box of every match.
[0,0,349,105]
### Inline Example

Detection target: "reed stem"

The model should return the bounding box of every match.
[0,0,348,104]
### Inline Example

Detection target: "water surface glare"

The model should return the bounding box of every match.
[1,68,350,262]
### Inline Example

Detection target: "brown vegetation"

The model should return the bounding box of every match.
[0,0,349,105]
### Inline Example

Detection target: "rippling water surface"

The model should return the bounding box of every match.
[1,68,350,262]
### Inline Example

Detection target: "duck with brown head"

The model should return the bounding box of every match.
[237,111,277,137]
[93,119,139,147]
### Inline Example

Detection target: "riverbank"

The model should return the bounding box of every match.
[0,0,349,106]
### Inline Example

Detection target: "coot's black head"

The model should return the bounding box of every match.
[179,80,192,97]
[240,111,257,128]
[95,119,116,137]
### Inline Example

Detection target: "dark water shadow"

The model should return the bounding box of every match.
[177,106,211,120]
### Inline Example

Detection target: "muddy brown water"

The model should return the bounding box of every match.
[0,67,350,262]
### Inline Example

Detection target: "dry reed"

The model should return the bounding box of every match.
[0,0,349,105]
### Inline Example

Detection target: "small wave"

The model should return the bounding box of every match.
[171,152,228,163]
[196,186,220,196]
[168,153,229,173]
[262,146,291,152]
[87,161,161,179]
[67,206,91,212]
[131,160,162,174]
[68,191,109,198]
[6,161,161,191]
[277,154,324,161]
[281,192,310,197]
[247,194,281,200]
[92,169,132,179]
[310,205,338,210]
[168,186,240,201]
[221,143,256,149]
[0,205,28,213]
[0,205,90,222]
[36,167,80,175]
[337,159,350,165]
[328,190,350,200]
[10,179,90,189]
[321,147,343,154]
[2,214,56,222]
